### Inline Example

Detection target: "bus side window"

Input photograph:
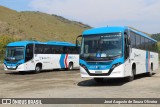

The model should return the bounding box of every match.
[25,44,33,62]
[141,37,145,50]
[78,47,80,54]
[51,46,56,54]
[136,34,141,49]
[148,40,152,51]
[145,38,148,50]
[130,31,136,48]
[43,45,51,54]
[75,47,80,54]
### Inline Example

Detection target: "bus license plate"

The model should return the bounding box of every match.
[7,66,15,68]
[95,71,102,74]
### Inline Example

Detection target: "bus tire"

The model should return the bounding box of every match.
[19,71,25,74]
[126,67,135,82]
[94,78,104,83]
[68,62,73,70]
[34,64,42,73]
[147,63,153,77]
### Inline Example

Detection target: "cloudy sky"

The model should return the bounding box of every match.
[0,0,160,34]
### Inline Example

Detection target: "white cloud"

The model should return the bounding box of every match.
[29,0,160,33]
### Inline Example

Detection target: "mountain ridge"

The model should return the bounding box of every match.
[0,6,91,43]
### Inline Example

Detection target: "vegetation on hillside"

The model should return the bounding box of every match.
[151,33,160,41]
[0,6,90,43]
[0,6,91,61]
[151,34,160,59]
[0,35,20,61]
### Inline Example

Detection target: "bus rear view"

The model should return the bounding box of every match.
[78,26,159,82]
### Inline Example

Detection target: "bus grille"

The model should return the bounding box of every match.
[6,61,18,64]
[87,62,111,65]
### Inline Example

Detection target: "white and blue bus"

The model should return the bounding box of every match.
[4,41,79,73]
[76,26,159,82]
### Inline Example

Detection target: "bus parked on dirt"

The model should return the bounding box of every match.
[76,26,159,82]
[4,41,79,73]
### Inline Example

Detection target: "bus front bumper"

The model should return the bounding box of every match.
[80,64,125,78]
[4,64,26,71]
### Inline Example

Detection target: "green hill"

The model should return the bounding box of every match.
[151,33,160,41]
[151,33,160,59]
[0,6,159,61]
[0,6,90,42]
[0,6,91,61]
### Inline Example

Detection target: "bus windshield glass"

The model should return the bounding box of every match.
[5,47,24,61]
[81,33,122,59]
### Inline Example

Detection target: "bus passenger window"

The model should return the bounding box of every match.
[25,44,33,62]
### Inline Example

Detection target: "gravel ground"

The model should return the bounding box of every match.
[0,64,159,107]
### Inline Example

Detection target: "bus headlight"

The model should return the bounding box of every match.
[17,63,22,66]
[80,64,88,70]
[111,62,122,70]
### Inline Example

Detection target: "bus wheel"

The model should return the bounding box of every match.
[19,71,25,74]
[147,64,153,77]
[126,69,135,82]
[68,62,73,70]
[94,78,104,83]
[34,65,41,73]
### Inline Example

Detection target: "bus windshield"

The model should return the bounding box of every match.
[81,33,122,60]
[5,47,24,61]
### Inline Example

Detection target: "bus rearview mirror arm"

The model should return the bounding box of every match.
[76,35,82,47]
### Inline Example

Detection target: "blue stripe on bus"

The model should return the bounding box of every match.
[146,51,150,73]
[60,54,65,68]
[146,51,148,72]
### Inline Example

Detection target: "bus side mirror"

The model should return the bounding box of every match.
[76,35,82,47]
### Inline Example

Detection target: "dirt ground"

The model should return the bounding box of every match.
[0,64,160,107]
